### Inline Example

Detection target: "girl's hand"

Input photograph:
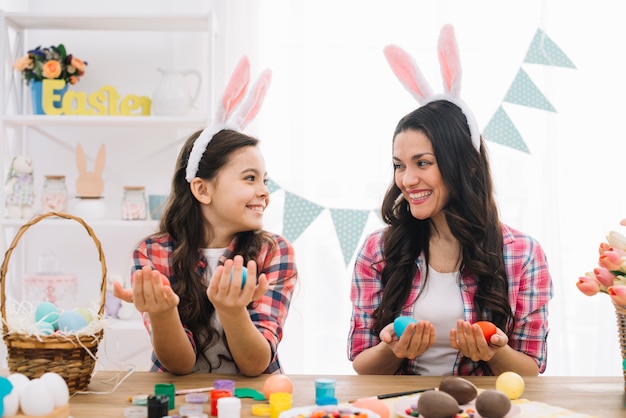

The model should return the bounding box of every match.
[131,265,179,313]
[379,320,436,359]
[206,255,269,313]
[449,319,509,362]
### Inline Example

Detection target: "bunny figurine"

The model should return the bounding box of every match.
[75,143,106,197]
[4,155,35,219]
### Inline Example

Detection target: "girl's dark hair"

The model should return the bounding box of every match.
[374,100,512,373]
[156,128,272,370]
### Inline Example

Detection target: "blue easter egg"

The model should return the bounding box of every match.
[230,266,248,288]
[394,316,417,337]
[35,302,60,330]
[36,321,55,335]
[74,307,93,324]
[58,310,88,333]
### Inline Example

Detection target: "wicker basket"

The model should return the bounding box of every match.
[615,302,626,391]
[0,212,107,394]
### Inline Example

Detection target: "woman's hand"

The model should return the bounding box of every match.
[379,320,436,359]
[206,255,269,314]
[130,265,179,314]
[449,319,509,362]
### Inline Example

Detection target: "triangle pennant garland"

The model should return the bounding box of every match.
[266,177,280,194]
[524,28,576,68]
[330,208,371,266]
[503,68,556,112]
[482,27,575,153]
[282,191,325,243]
[482,106,529,153]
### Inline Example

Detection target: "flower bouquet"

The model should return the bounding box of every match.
[13,44,87,114]
[577,219,626,389]
[13,44,87,85]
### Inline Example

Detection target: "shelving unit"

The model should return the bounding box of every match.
[0,11,217,369]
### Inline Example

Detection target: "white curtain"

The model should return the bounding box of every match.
[238,0,626,375]
[5,0,625,376]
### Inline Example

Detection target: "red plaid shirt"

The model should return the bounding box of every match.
[348,223,553,375]
[132,232,298,374]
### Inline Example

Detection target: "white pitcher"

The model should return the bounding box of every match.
[151,68,202,116]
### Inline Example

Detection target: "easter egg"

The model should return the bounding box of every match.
[352,397,390,418]
[474,321,497,342]
[7,374,29,397]
[19,378,55,416]
[475,389,511,418]
[36,320,55,335]
[230,266,248,288]
[495,371,525,400]
[35,302,60,330]
[393,316,417,338]
[57,310,88,333]
[40,372,69,408]
[262,374,292,399]
[3,387,19,417]
[74,307,93,324]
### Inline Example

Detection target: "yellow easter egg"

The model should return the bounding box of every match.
[495,371,525,400]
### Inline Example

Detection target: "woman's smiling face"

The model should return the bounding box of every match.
[393,129,449,222]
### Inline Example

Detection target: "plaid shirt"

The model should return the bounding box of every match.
[132,232,298,374]
[348,223,553,375]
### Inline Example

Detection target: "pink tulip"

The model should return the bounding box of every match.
[599,242,611,254]
[599,250,623,271]
[608,285,626,306]
[577,276,601,296]
[593,267,616,287]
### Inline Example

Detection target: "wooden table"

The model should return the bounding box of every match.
[64,372,625,417]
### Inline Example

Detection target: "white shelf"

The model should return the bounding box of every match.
[2,115,209,128]
[3,12,213,32]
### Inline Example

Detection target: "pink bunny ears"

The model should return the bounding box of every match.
[383,24,480,151]
[185,55,273,182]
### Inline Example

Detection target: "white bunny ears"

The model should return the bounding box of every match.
[185,55,272,182]
[383,24,480,151]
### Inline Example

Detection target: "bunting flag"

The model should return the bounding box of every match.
[269,181,379,265]
[281,191,325,243]
[330,208,371,266]
[524,29,577,68]
[503,69,555,111]
[482,106,529,153]
[482,27,575,153]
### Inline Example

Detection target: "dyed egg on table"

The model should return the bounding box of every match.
[475,389,511,418]
[495,371,525,400]
[438,376,477,405]
[352,397,390,418]
[262,374,293,399]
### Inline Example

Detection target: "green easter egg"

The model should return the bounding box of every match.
[35,302,60,330]
[74,307,93,324]
[35,321,55,336]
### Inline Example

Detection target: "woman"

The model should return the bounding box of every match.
[348,100,553,376]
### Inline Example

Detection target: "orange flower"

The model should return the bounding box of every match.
[68,76,78,85]
[13,55,34,71]
[42,60,62,79]
[70,57,86,72]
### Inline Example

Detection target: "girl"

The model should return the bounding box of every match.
[114,56,298,376]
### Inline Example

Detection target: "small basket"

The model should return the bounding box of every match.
[0,212,107,394]
[614,302,626,391]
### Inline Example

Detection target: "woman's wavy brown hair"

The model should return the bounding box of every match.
[374,100,512,373]
[157,129,273,370]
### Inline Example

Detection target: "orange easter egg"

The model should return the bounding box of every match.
[353,397,390,418]
[262,374,293,399]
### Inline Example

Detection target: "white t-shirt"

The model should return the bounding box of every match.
[192,247,238,373]
[412,266,464,375]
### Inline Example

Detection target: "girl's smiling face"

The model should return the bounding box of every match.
[393,129,449,222]
[203,145,269,246]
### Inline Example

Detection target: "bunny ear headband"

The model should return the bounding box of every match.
[383,24,480,151]
[185,55,273,182]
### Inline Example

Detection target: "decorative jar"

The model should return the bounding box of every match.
[41,175,68,213]
[121,186,147,220]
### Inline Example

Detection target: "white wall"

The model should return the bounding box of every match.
[3,0,626,377]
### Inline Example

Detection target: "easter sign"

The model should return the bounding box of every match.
[41,79,150,116]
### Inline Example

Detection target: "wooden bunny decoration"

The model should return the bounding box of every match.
[75,143,106,197]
